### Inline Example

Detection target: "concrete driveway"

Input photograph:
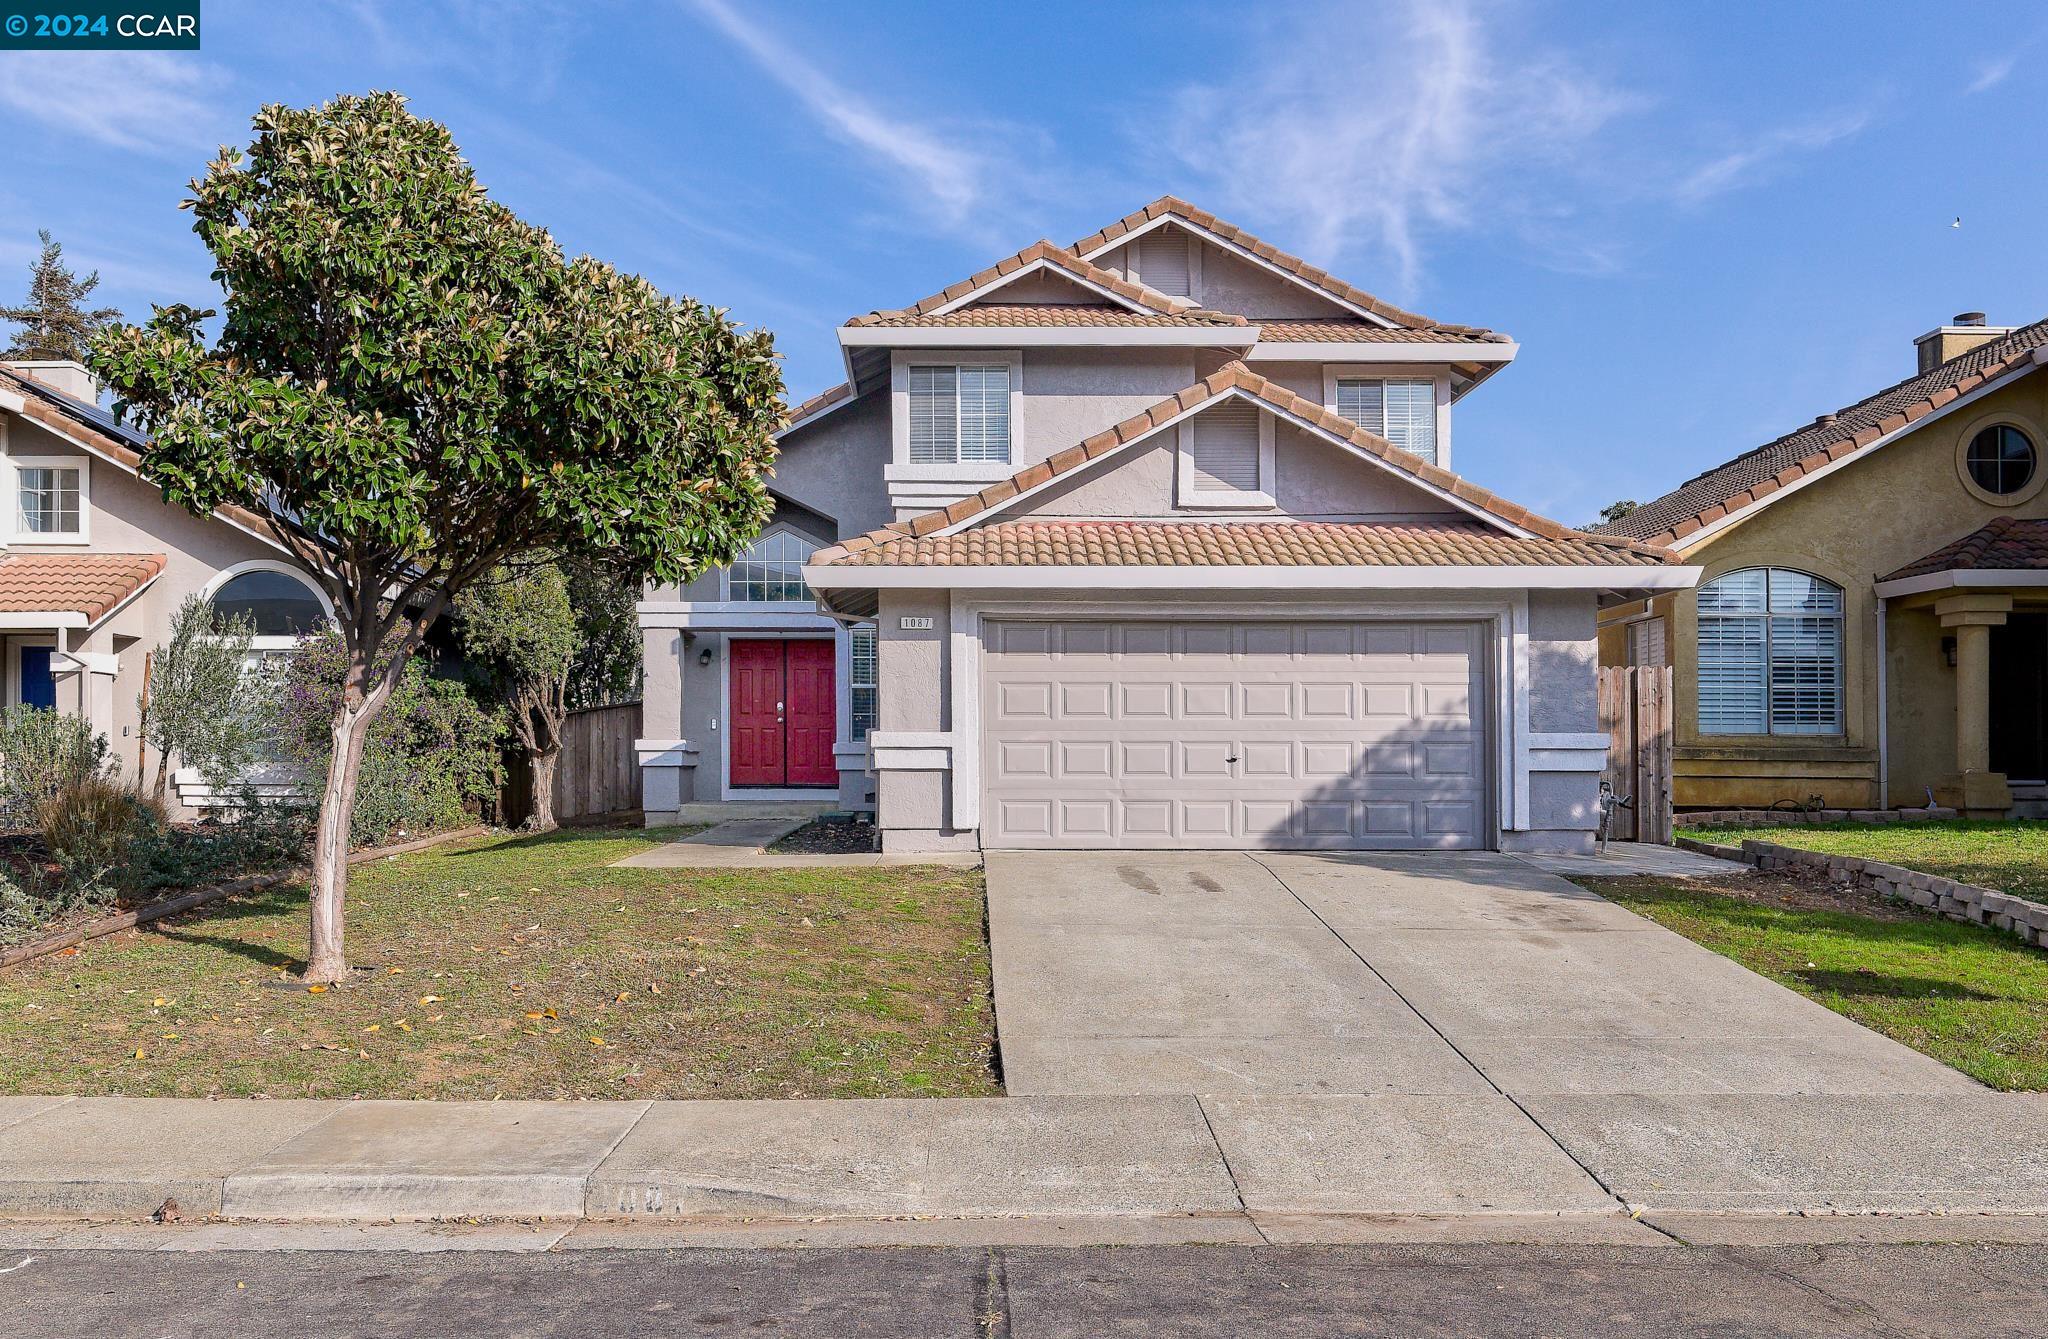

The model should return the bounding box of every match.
[987,849,1973,1101]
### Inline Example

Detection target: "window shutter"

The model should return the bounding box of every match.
[1135,231,1191,298]
[908,366,958,464]
[1190,402,1261,492]
[1334,379,1383,433]
[1383,380,1438,464]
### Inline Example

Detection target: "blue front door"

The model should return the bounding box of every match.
[19,648,56,710]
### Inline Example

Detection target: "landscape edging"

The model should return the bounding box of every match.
[0,825,490,972]
[1674,834,2048,948]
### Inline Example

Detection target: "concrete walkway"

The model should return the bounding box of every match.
[1509,840,1746,879]
[614,817,979,869]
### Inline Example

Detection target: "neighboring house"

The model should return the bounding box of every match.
[0,360,332,813]
[1594,313,2048,818]
[640,197,1695,852]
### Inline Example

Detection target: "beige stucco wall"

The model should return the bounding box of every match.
[1598,369,2048,808]
[3,412,288,809]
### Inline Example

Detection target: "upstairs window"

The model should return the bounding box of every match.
[1333,378,1438,464]
[908,364,1010,464]
[1696,567,1843,737]
[729,531,816,602]
[1190,401,1261,492]
[11,459,84,541]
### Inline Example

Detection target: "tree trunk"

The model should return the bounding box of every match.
[526,745,560,833]
[304,695,376,984]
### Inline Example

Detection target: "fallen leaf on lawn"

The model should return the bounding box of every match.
[306,985,327,994]
[525,1011,545,1020]
[615,991,631,1002]
[363,1024,381,1034]
[152,997,167,1007]
[648,983,661,995]
[543,1007,557,1019]
[395,1020,412,1032]
[161,1032,178,1040]
[589,1036,606,1046]
[419,995,441,1005]
[132,1048,145,1059]
[387,967,403,975]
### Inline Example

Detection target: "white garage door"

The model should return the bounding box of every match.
[981,620,1488,849]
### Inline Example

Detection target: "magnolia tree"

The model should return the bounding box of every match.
[92,93,782,982]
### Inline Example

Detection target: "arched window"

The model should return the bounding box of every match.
[208,567,329,639]
[729,531,817,602]
[1696,568,1843,736]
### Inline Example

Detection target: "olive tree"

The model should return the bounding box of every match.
[92,93,782,982]
[140,594,263,802]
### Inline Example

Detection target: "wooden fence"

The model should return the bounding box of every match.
[1598,665,1674,844]
[499,701,643,828]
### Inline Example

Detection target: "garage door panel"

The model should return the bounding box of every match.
[983,619,1487,850]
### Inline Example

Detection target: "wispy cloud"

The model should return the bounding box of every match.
[679,0,1015,238]
[1152,0,1637,296]
[1968,55,2017,94]
[1669,110,1871,205]
[0,51,226,154]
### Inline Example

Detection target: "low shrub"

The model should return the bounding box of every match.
[0,865,40,946]
[36,776,160,909]
[0,706,114,830]
[273,632,505,847]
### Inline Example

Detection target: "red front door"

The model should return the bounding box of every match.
[728,639,837,787]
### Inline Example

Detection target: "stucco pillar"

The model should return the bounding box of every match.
[1936,593,2014,816]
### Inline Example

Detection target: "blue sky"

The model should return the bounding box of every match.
[1,0,2042,525]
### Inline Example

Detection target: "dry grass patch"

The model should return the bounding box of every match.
[0,826,996,1101]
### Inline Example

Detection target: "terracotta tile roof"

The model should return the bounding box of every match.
[0,366,275,540]
[0,551,166,621]
[845,239,1248,328]
[1599,318,2048,546]
[854,303,1249,329]
[1881,516,2048,581]
[820,519,1670,569]
[1070,197,1490,334]
[778,380,854,432]
[1254,319,1506,344]
[814,362,1674,568]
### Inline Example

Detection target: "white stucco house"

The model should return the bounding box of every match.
[638,198,1698,853]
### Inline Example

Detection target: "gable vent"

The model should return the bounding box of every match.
[1135,230,1192,298]
[1191,401,1261,491]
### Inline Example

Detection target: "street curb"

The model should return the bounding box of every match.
[0,826,490,972]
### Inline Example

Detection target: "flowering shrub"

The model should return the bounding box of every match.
[0,706,113,830]
[274,631,505,847]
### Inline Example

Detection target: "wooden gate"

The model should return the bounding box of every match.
[1598,665,1673,844]
[501,701,643,827]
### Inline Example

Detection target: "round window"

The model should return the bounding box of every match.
[1965,425,2036,496]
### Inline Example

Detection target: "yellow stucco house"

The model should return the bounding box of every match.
[1596,314,2048,818]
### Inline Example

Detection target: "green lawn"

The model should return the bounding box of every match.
[0,827,997,1101]
[1595,873,2048,1090]
[1679,820,2048,900]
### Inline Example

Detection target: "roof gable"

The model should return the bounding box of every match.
[844,239,1246,329]
[1071,196,1487,334]
[1602,318,2048,547]
[816,363,1669,567]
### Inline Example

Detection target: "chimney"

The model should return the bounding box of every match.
[1913,312,2015,374]
[1,359,101,404]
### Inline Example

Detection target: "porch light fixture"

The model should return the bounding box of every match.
[698,645,715,667]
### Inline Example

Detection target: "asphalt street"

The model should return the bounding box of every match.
[4,1242,2046,1337]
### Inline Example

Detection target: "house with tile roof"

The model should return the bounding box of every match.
[638,198,1696,853]
[1,359,333,813]
[1594,314,2048,818]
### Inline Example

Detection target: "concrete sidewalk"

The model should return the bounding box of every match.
[2,1090,2046,1238]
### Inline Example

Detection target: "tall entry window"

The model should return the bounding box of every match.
[1696,567,1844,736]
[729,531,817,602]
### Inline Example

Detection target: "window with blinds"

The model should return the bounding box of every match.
[1135,231,1191,297]
[1190,402,1262,492]
[1696,567,1843,736]
[908,364,1010,464]
[1627,617,1666,668]
[849,625,878,740]
[1333,377,1438,464]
